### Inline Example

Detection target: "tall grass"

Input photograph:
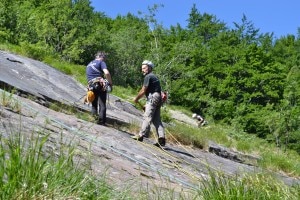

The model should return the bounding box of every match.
[260,150,300,176]
[0,88,21,113]
[197,170,300,200]
[0,130,116,199]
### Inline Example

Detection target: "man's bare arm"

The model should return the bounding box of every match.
[134,86,147,103]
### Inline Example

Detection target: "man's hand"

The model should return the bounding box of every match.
[134,100,145,112]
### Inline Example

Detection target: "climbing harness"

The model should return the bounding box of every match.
[88,77,111,92]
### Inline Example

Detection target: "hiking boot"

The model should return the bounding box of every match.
[98,122,107,126]
[97,117,107,126]
[158,137,166,146]
[97,121,106,126]
[131,135,143,142]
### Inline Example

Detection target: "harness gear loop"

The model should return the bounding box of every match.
[88,77,111,92]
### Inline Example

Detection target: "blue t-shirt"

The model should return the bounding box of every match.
[86,60,107,81]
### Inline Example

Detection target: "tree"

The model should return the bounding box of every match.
[0,0,19,43]
[233,14,260,44]
[108,14,149,86]
[278,66,300,152]
[187,4,226,43]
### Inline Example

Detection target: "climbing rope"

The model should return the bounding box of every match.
[143,123,223,179]
[137,140,204,182]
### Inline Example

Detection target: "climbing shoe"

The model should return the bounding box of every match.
[97,119,106,126]
[154,137,166,147]
[131,135,143,142]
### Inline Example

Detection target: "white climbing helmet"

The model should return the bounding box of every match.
[142,60,154,68]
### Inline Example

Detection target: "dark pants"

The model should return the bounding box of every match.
[91,90,107,125]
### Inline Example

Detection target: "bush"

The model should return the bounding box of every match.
[19,41,52,61]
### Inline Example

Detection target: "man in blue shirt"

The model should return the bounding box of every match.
[86,51,112,125]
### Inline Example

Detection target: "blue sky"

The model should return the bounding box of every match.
[90,0,300,39]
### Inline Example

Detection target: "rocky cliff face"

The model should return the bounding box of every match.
[0,50,298,193]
